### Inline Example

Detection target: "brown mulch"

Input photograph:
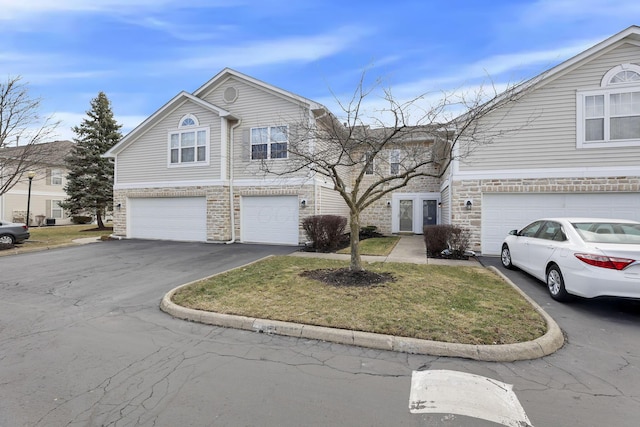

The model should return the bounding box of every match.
[300,268,395,287]
[81,226,114,232]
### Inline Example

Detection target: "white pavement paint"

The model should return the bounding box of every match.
[409,370,533,427]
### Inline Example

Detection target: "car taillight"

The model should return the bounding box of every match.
[22,225,28,231]
[574,253,635,270]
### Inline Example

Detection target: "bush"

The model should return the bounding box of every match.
[359,225,382,239]
[302,215,347,252]
[71,216,93,224]
[423,225,470,258]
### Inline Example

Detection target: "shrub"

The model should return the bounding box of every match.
[71,216,93,224]
[302,215,347,252]
[423,224,470,258]
[359,225,382,239]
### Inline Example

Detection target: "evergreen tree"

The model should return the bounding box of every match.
[62,92,122,229]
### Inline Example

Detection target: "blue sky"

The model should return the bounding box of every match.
[1,0,638,141]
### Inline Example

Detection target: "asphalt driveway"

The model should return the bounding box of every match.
[1,241,639,426]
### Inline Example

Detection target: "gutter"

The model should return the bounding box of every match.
[225,118,242,244]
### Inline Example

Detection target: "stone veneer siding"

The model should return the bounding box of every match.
[451,176,640,252]
[113,184,315,244]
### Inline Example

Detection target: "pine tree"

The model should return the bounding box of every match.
[61,92,122,229]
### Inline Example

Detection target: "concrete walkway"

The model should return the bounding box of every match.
[161,235,565,362]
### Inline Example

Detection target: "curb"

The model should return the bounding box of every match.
[159,262,565,362]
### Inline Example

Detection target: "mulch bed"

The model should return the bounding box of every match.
[300,268,395,287]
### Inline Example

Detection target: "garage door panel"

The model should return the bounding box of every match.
[242,196,299,245]
[129,197,207,242]
[482,193,640,255]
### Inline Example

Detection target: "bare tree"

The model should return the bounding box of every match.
[260,74,534,272]
[0,76,60,196]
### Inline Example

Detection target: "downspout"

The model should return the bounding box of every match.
[226,118,242,244]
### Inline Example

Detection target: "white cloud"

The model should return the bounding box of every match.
[178,26,373,70]
[523,0,640,23]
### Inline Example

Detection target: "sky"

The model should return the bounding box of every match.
[1,0,639,141]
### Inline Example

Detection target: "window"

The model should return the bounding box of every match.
[251,125,288,160]
[519,221,543,237]
[51,169,63,185]
[389,149,401,175]
[577,64,640,148]
[169,114,209,166]
[364,151,374,175]
[51,200,63,219]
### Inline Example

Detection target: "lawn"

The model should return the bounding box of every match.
[0,224,112,256]
[172,256,547,345]
[337,236,400,256]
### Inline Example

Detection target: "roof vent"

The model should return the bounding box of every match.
[223,86,238,103]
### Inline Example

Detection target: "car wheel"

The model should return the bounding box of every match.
[0,234,15,245]
[501,244,514,269]
[546,264,570,302]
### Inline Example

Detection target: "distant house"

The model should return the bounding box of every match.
[443,25,640,254]
[0,140,74,225]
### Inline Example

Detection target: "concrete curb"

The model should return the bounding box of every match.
[160,262,565,362]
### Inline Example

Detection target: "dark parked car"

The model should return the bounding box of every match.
[0,220,30,244]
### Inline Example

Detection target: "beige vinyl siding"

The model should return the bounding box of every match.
[318,185,349,218]
[460,42,640,171]
[440,185,450,225]
[201,77,311,180]
[116,101,223,183]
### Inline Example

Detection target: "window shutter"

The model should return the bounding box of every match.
[46,200,51,217]
[242,128,251,161]
[46,169,52,186]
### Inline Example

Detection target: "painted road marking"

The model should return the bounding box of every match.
[409,370,533,427]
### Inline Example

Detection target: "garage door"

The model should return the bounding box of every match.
[241,196,299,245]
[129,197,207,242]
[482,193,640,255]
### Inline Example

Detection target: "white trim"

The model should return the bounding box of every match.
[114,179,227,190]
[601,63,640,87]
[179,113,199,127]
[8,190,68,197]
[220,117,228,179]
[233,177,313,187]
[167,125,210,167]
[391,192,441,233]
[452,165,640,180]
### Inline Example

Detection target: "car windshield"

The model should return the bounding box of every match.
[572,222,640,244]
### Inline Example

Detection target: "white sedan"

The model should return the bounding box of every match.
[500,218,640,301]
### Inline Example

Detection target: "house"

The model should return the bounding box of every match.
[103,69,442,244]
[0,140,74,226]
[442,25,640,255]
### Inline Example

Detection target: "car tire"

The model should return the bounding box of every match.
[546,264,570,302]
[501,244,514,269]
[0,234,15,245]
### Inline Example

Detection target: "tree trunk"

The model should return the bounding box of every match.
[349,211,364,271]
[96,209,105,230]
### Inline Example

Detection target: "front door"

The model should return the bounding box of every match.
[423,200,437,226]
[399,200,413,232]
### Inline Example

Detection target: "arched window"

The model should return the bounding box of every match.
[577,64,640,148]
[168,114,209,166]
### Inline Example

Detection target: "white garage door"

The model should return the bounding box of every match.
[129,197,207,242]
[482,193,640,255]
[241,196,299,245]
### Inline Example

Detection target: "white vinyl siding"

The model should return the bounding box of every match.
[115,101,222,183]
[200,77,310,180]
[458,42,640,172]
[318,185,349,218]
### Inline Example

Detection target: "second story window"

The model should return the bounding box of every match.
[389,149,401,175]
[51,169,63,185]
[364,152,374,175]
[251,125,288,160]
[169,114,209,166]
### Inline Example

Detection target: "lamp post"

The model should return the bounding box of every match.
[25,171,35,227]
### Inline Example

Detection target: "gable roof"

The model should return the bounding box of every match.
[0,140,74,166]
[193,67,326,111]
[104,91,237,157]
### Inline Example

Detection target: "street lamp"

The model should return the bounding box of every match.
[25,171,35,227]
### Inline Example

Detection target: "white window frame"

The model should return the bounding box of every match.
[168,114,210,167]
[389,149,401,175]
[250,125,289,160]
[51,169,63,185]
[577,63,640,149]
[51,199,64,219]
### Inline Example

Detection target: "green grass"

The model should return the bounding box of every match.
[337,236,400,256]
[1,224,112,256]
[172,256,547,345]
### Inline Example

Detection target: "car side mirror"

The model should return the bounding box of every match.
[508,229,518,236]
